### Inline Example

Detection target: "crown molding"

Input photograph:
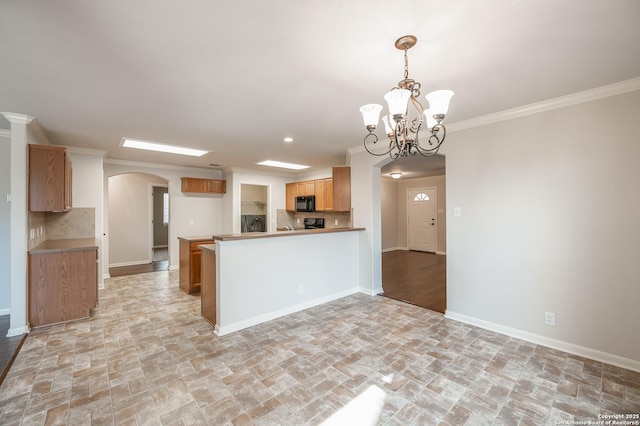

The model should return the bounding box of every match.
[66,146,108,157]
[1,112,34,125]
[27,119,51,145]
[347,77,640,152]
[103,157,220,173]
[448,77,640,133]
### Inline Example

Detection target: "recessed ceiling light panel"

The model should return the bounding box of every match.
[283,137,294,143]
[120,138,209,157]
[257,160,309,170]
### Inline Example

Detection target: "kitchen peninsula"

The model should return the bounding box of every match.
[200,227,366,335]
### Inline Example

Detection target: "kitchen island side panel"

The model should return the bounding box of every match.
[214,230,364,335]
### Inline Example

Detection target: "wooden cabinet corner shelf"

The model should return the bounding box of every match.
[181,177,226,194]
[28,144,72,212]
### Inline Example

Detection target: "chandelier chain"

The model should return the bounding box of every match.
[403,49,409,80]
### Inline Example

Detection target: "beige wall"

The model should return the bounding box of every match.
[381,175,447,253]
[445,89,640,365]
[108,172,168,266]
[350,85,640,369]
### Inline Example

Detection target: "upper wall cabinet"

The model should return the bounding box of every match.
[28,144,72,212]
[285,166,350,212]
[181,177,226,194]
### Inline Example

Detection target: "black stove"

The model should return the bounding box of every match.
[303,218,325,229]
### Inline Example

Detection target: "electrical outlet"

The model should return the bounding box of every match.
[334,219,338,226]
[296,218,300,224]
[544,312,556,326]
[298,284,304,295]
[189,219,194,225]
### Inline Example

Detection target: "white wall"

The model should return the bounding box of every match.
[0,131,11,314]
[350,85,640,370]
[380,178,398,251]
[225,169,289,233]
[104,161,224,275]
[68,149,105,286]
[215,230,365,335]
[445,89,640,368]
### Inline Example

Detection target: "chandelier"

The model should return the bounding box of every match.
[359,35,454,158]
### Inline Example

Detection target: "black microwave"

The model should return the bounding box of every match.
[295,196,315,212]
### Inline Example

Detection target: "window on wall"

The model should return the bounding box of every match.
[413,192,430,201]
[163,192,169,225]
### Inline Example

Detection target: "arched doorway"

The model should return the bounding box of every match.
[107,172,169,276]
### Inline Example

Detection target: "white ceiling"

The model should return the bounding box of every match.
[1,1,639,177]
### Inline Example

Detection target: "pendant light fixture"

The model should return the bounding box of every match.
[359,35,454,158]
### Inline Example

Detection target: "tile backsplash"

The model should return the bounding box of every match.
[276,209,351,230]
[28,208,96,249]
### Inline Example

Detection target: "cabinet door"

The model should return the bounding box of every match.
[29,249,97,327]
[296,182,306,197]
[181,177,207,192]
[332,167,351,211]
[325,179,334,211]
[286,183,297,212]
[64,152,72,210]
[314,180,326,211]
[305,181,314,196]
[206,180,226,194]
[28,144,71,212]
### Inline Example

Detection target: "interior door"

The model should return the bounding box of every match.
[407,188,437,252]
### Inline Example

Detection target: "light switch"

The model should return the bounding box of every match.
[453,207,462,217]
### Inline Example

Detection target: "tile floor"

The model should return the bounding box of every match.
[0,270,639,425]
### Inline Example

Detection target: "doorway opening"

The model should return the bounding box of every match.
[107,173,169,277]
[240,184,268,233]
[379,155,447,313]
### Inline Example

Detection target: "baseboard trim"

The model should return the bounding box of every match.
[7,326,29,337]
[109,260,151,268]
[215,288,360,336]
[168,264,179,271]
[382,247,408,253]
[0,309,10,316]
[445,310,640,373]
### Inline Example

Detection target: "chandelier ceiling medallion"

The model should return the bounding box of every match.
[359,35,454,158]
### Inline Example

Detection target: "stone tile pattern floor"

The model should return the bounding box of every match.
[1,270,639,425]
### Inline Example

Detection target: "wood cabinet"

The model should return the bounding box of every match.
[179,237,214,294]
[285,167,349,212]
[28,247,97,327]
[28,144,72,212]
[326,178,334,211]
[200,244,216,328]
[294,181,314,196]
[285,183,297,212]
[181,177,226,194]
[332,166,351,212]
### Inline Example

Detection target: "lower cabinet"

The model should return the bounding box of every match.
[199,244,216,327]
[28,248,98,328]
[179,237,214,294]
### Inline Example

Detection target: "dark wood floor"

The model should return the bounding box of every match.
[109,260,169,277]
[381,249,446,314]
[0,315,27,386]
[109,248,169,277]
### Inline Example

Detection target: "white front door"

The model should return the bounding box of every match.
[407,188,437,252]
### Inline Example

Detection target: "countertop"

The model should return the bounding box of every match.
[29,238,100,254]
[177,235,216,242]
[212,227,365,242]
[198,244,216,252]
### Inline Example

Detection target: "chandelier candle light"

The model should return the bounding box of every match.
[359,35,454,158]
